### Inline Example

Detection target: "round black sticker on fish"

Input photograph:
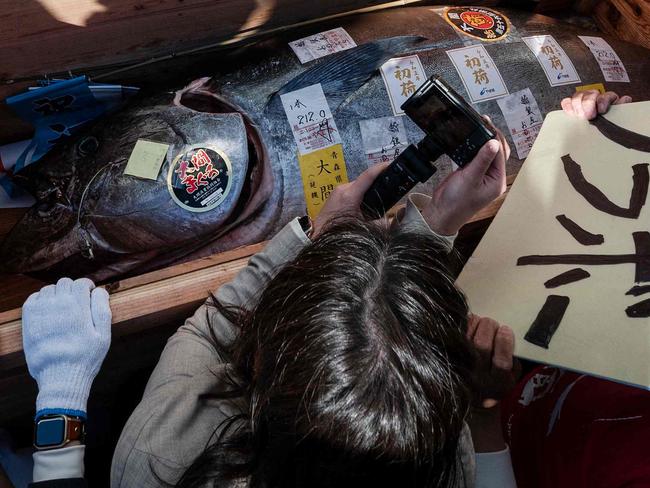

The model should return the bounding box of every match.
[167,147,232,212]
[444,7,510,42]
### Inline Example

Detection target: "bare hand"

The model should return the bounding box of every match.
[561,90,632,120]
[467,314,519,409]
[311,162,389,237]
[422,119,510,236]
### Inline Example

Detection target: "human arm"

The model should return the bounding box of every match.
[466,315,518,488]
[561,90,632,119]
[21,278,111,486]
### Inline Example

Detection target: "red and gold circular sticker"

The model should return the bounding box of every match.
[444,7,510,42]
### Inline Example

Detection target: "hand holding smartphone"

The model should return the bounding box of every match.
[362,75,496,219]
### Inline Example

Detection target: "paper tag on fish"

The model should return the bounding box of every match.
[281,84,342,156]
[124,139,169,180]
[446,45,509,103]
[289,28,357,64]
[496,88,543,160]
[523,35,581,87]
[578,36,630,83]
[359,116,409,166]
[576,83,606,94]
[298,144,349,219]
[380,55,427,116]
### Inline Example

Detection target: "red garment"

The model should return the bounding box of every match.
[501,366,650,488]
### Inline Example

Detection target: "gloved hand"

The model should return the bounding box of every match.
[22,278,111,419]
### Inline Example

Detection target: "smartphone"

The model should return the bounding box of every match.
[401,75,495,166]
[361,75,497,218]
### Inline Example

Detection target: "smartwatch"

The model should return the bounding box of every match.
[34,414,85,450]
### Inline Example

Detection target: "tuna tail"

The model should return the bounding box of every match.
[270,35,428,112]
[0,201,83,275]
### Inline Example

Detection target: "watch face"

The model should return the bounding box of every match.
[35,417,65,448]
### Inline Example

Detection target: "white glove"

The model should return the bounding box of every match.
[22,278,111,419]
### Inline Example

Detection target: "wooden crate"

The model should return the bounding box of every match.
[591,0,650,50]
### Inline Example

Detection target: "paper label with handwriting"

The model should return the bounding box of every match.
[280,84,341,155]
[359,116,408,166]
[289,28,356,64]
[523,35,581,87]
[496,88,543,160]
[298,144,349,218]
[380,55,427,116]
[446,45,508,103]
[124,139,169,180]
[578,36,629,83]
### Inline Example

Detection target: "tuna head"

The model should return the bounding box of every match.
[0,85,273,281]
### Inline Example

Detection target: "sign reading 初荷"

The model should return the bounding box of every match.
[523,35,581,87]
[446,45,508,103]
[380,55,427,116]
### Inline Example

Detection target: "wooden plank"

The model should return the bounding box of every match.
[0,253,251,359]
[592,0,650,50]
[0,0,414,91]
[0,208,27,240]
[105,241,267,293]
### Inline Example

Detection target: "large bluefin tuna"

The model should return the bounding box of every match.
[2,6,650,281]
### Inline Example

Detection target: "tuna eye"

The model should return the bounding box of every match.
[77,136,99,156]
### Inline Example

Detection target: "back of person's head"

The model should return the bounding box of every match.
[177,219,475,488]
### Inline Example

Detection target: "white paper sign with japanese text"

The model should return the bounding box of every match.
[523,35,581,87]
[288,28,356,64]
[497,88,543,159]
[578,36,630,83]
[359,116,409,166]
[380,55,427,116]
[446,45,509,103]
[280,83,342,155]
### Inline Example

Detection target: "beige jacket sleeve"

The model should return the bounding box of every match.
[111,205,465,488]
[111,218,310,488]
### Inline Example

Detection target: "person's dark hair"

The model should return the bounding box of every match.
[176,218,475,488]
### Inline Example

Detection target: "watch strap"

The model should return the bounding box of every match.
[66,417,84,443]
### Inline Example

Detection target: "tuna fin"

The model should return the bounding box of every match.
[269,36,428,112]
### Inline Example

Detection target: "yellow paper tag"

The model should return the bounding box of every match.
[576,83,606,94]
[124,140,170,180]
[298,144,349,219]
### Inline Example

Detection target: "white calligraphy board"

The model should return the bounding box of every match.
[457,102,650,389]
